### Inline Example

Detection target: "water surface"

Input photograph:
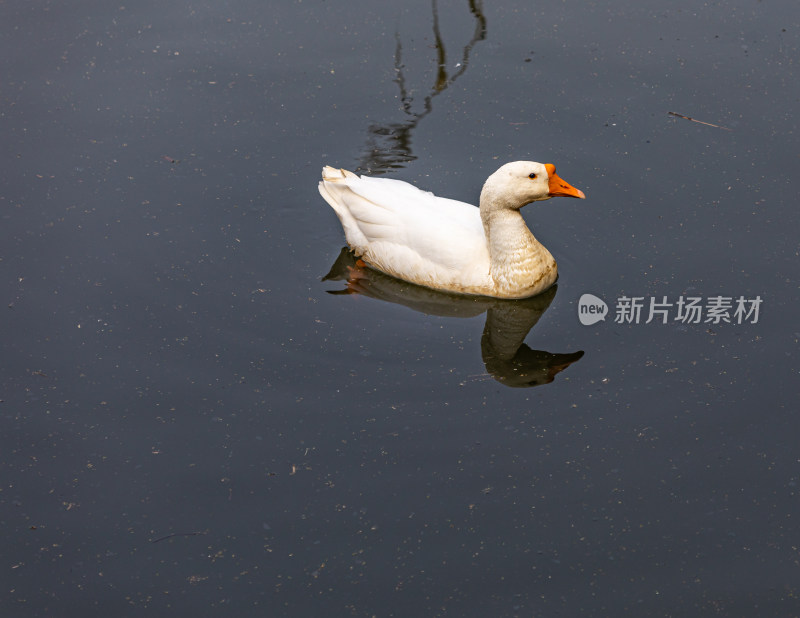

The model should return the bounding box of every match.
[2,0,798,615]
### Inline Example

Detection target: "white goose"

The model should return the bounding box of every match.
[318,161,585,299]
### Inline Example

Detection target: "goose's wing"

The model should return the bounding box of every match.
[319,168,489,281]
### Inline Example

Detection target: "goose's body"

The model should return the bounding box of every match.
[318,161,585,299]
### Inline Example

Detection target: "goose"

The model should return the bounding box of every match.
[318,161,585,299]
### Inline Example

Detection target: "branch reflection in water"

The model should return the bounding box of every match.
[358,0,487,174]
[323,249,584,388]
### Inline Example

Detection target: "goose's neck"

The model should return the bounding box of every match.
[480,207,557,297]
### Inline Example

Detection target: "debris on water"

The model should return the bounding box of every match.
[151,530,208,543]
[667,111,732,131]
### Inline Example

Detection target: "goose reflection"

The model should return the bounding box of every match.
[323,249,584,388]
[359,0,487,174]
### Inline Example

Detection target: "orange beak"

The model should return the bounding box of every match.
[545,163,586,199]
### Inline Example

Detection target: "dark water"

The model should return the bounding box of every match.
[2,0,798,615]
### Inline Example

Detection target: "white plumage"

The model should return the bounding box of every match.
[319,161,585,299]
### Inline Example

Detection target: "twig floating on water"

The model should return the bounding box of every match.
[668,111,732,131]
[151,531,208,543]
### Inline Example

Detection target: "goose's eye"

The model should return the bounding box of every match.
[528,173,537,179]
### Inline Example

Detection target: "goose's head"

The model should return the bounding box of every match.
[481,161,586,212]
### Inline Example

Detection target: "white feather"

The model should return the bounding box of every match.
[318,162,585,299]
